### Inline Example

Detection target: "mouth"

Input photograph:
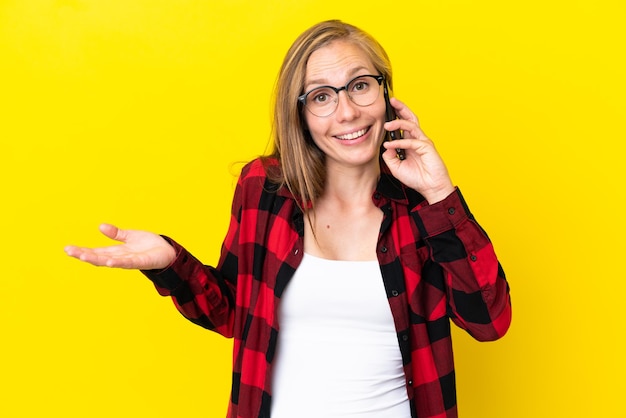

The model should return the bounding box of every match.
[334,127,370,141]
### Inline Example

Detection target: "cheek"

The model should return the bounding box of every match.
[373,98,387,122]
[371,101,388,134]
[299,113,322,149]
[303,113,327,138]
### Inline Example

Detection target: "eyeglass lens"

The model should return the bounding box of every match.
[303,75,381,117]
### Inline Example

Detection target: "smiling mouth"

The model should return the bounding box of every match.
[335,127,369,141]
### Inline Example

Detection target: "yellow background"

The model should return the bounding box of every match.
[1,0,624,416]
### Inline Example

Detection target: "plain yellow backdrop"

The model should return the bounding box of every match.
[1,0,624,417]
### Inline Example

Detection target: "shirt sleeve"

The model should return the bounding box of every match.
[141,236,237,338]
[140,170,246,339]
[411,188,512,341]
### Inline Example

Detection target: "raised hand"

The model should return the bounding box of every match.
[65,223,176,270]
[382,97,455,204]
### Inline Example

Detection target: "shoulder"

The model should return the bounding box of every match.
[238,157,277,182]
[237,157,287,195]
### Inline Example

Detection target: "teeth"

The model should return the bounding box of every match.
[336,128,367,140]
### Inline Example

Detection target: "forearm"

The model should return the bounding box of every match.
[142,237,236,337]
[412,188,512,340]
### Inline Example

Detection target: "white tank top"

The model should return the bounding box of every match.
[271,253,411,418]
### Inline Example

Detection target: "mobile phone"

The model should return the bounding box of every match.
[383,81,406,160]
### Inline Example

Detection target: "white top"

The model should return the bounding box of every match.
[271,253,411,418]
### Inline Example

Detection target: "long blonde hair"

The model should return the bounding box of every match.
[264,20,393,209]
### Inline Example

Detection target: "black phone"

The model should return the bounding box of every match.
[383,81,406,160]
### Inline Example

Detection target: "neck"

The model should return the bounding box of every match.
[320,161,380,207]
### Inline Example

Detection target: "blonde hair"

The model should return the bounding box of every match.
[264,20,393,209]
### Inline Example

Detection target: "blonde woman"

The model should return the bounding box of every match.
[66,20,512,418]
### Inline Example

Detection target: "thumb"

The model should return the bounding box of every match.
[381,142,403,167]
[98,223,125,242]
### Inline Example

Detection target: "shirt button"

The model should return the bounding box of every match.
[374,192,381,199]
[470,254,477,261]
[380,246,388,253]
[391,290,399,297]
[408,380,413,386]
[448,207,456,215]
[402,334,409,341]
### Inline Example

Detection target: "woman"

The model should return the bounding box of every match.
[65,20,511,418]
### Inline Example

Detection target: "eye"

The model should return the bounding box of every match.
[309,88,334,105]
[350,79,370,93]
[312,93,330,103]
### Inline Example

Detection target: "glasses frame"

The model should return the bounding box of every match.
[298,74,385,117]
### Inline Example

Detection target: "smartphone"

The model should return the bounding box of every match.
[383,81,406,160]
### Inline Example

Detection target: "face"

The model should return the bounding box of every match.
[302,40,387,171]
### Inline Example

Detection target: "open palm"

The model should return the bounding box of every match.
[65,223,176,270]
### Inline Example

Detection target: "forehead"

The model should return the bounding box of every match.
[305,40,376,86]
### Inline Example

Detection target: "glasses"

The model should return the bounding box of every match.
[298,74,384,117]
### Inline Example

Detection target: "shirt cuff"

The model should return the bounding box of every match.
[412,188,472,237]
[141,236,186,293]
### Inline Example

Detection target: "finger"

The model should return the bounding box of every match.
[384,137,436,160]
[384,120,425,141]
[64,245,84,258]
[65,246,114,267]
[382,138,411,151]
[381,144,404,166]
[389,97,420,126]
[67,247,139,268]
[65,244,127,259]
[384,119,417,133]
[99,223,128,243]
[80,252,115,267]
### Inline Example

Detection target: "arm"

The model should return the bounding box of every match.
[381,97,511,340]
[141,235,238,337]
[65,172,246,338]
[141,175,245,338]
[412,189,512,341]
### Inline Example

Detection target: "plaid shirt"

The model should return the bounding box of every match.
[144,157,511,418]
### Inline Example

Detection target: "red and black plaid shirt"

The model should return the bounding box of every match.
[144,157,511,418]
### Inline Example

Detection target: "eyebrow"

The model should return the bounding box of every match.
[304,66,371,91]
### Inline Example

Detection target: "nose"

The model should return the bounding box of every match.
[334,90,359,121]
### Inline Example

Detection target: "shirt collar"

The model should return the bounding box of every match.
[374,162,410,205]
[272,157,411,207]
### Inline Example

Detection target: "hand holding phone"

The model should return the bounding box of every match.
[383,81,406,160]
